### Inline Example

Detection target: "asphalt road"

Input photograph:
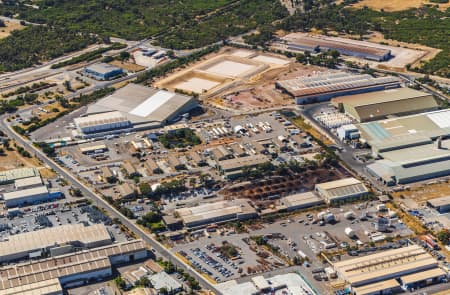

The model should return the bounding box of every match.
[0,116,220,293]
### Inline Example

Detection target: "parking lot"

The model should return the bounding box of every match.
[0,201,128,247]
[173,232,287,283]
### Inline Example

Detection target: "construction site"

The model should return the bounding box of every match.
[154,47,317,112]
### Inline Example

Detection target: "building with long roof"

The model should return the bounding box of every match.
[0,223,112,263]
[333,245,447,294]
[276,71,401,104]
[282,33,391,61]
[331,88,438,122]
[175,199,257,228]
[74,84,198,137]
[359,109,450,154]
[0,168,40,184]
[0,239,147,295]
[367,138,450,185]
[315,177,368,204]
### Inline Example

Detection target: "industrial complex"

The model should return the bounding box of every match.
[331,88,438,122]
[74,83,198,137]
[275,71,401,104]
[281,33,392,61]
[0,239,147,295]
[333,245,447,293]
[0,223,112,263]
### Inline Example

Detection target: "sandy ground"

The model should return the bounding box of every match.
[154,47,293,105]
[351,0,450,11]
[109,60,145,72]
[204,60,256,77]
[0,141,55,179]
[176,77,221,93]
[368,32,441,69]
[392,181,450,204]
[216,63,325,112]
[0,20,24,39]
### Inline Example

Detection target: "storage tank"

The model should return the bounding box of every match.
[345,227,356,237]
[234,125,244,133]
[324,213,335,223]
[344,211,355,219]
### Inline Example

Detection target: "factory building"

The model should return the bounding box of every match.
[83,63,124,80]
[333,245,446,294]
[315,178,368,204]
[14,175,43,190]
[0,239,147,295]
[175,199,258,229]
[282,33,392,61]
[366,138,450,185]
[0,167,40,184]
[280,191,325,211]
[75,84,198,137]
[276,72,401,104]
[216,154,269,179]
[0,223,112,263]
[74,111,132,137]
[3,186,56,208]
[358,109,450,155]
[331,88,438,122]
[427,196,450,213]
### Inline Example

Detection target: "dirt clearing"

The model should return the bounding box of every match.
[351,0,450,11]
[0,20,25,39]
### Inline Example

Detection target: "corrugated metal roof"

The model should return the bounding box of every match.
[3,186,48,201]
[277,72,400,98]
[0,224,111,259]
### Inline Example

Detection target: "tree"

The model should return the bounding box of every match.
[71,188,83,197]
[437,229,450,245]
[139,182,152,197]
[136,276,152,287]
[119,51,130,61]
[114,276,127,290]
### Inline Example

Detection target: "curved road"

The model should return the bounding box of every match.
[0,116,219,293]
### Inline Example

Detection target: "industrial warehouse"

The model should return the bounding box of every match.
[74,83,198,137]
[275,71,401,104]
[333,245,447,294]
[315,177,368,204]
[0,167,40,184]
[0,239,147,295]
[359,109,450,154]
[83,63,124,80]
[174,199,258,228]
[0,224,112,263]
[367,137,450,185]
[353,109,450,185]
[281,33,392,61]
[331,88,438,122]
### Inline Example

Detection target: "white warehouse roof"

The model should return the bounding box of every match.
[85,84,198,126]
[3,186,48,202]
[74,111,130,128]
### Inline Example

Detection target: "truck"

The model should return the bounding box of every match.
[297,250,307,259]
